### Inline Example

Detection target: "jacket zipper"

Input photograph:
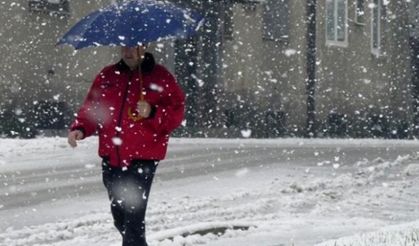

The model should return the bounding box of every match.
[115,71,133,167]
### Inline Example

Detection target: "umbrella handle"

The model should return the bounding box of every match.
[128,107,143,121]
[127,72,145,122]
[139,72,145,101]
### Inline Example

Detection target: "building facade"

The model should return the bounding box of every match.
[0,0,174,136]
[217,0,413,138]
[0,0,415,138]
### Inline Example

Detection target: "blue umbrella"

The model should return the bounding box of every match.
[57,0,204,49]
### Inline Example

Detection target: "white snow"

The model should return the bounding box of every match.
[284,49,297,57]
[1,137,419,245]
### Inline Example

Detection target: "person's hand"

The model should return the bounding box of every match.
[137,100,151,118]
[68,130,84,148]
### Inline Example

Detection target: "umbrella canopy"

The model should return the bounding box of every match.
[57,0,204,49]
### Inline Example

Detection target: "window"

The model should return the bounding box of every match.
[28,0,70,16]
[371,0,381,56]
[325,0,348,46]
[223,1,234,40]
[355,0,365,24]
[262,0,289,41]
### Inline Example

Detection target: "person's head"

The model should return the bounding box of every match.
[121,45,147,70]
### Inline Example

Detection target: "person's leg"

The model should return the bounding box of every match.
[102,161,126,236]
[122,160,158,246]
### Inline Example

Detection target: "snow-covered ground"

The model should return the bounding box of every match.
[1,137,419,245]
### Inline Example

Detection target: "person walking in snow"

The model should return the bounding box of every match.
[67,45,185,246]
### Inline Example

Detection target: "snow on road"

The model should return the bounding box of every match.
[1,137,419,245]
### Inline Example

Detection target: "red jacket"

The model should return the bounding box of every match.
[70,55,185,167]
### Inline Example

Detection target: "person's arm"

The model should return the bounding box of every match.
[67,129,84,148]
[68,73,102,145]
[146,71,185,135]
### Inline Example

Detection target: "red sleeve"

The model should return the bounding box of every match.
[146,70,185,135]
[69,73,103,138]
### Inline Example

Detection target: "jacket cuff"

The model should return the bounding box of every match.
[71,126,86,139]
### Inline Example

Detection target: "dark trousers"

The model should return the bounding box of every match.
[102,159,158,246]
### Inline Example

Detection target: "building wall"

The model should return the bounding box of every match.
[315,1,412,125]
[222,1,308,133]
[0,0,177,119]
[0,0,413,137]
[0,0,119,113]
[222,0,413,135]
